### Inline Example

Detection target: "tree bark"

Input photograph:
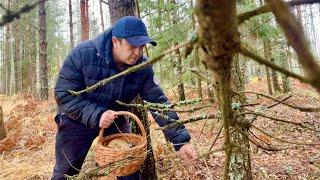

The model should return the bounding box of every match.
[80,0,89,41]
[196,1,253,179]
[69,0,74,49]
[39,0,48,100]
[0,106,6,140]
[108,0,136,25]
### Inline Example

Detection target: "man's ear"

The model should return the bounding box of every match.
[112,37,118,48]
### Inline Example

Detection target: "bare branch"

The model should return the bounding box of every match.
[251,124,320,146]
[238,45,312,85]
[0,1,43,26]
[101,0,109,5]
[266,0,320,93]
[236,127,288,151]
[238,110,320,133]
[240,91,320,112]
[238,0,320,24]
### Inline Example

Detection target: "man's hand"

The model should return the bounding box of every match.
[178,143,197,163]
[99,110,118,128]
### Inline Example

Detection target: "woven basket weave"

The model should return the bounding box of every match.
[95,111,147,177]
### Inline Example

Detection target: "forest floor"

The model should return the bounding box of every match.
[0,79,320,180]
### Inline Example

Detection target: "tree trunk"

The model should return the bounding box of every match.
[108,1,157,178]
[69,0,74,49]
[195,49,203,99]
[99,0,105,31]
[3,0,10,95]
[0,106,6,140]
[170,0,186,101]
[131,98,158,180]
[0,27,3,93]
[108,0,136,25]
[263,40,273,95]
[191,0,203,99]
[39,0,48,100]
[196,1,253,179]
[80,0,89,41]
[309,6,319,57]
[176,47,186,101]
[271,58,281,93]
[281,46,292,93]
[13,20,20,93]
[232,54,245,97]
[9,21,14,95]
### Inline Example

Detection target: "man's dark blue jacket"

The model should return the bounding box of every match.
[54,28,190,150]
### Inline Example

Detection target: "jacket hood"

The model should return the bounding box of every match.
[93,27,112,57]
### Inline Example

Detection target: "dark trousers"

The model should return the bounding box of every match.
[51,115,141,180]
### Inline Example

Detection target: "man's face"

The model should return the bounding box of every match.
[112,37,144,66]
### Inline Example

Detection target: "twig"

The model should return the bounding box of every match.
[173,104,212,113]
[156,113,216,131]
[196,147,226,160]
[240,103,260,108]
[101,0,108,5]
[251,124,320,146]
[69,40,194,96]
[240,91,320,112]
[208,126,223,151]
[62,148,81,172]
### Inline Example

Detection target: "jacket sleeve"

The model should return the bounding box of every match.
[54,46,107,128]
[140,66,191,151]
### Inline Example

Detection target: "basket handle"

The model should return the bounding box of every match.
[98,111,147,139]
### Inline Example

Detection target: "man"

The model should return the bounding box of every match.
[52,16,196,180]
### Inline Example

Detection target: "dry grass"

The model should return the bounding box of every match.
[0,80,320,179]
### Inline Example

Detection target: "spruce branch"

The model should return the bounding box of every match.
[266,0,320,93]
[156,113,216,131]
[238,0,320,24]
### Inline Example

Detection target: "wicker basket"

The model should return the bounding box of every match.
[95,111,147,177]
